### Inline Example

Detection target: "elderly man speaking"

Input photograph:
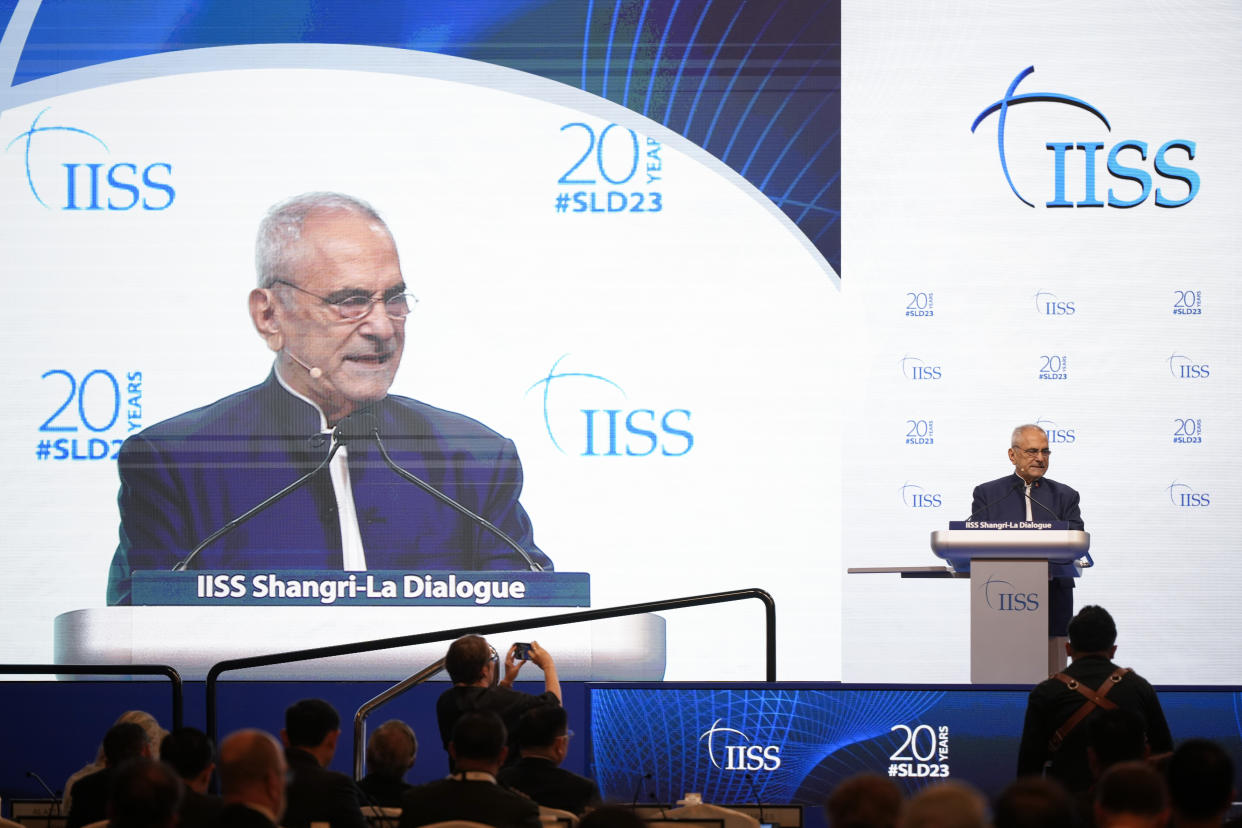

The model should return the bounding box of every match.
[969,423,1084,669]
[108,193,550,604]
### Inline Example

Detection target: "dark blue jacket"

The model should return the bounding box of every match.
[108,372,549,604]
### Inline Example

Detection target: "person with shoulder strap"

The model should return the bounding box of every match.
[1015,605,1173,793]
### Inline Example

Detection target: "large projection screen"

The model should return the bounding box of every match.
[0,0,840,680]
[2,0,1240,685]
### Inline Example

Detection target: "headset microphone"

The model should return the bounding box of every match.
[285,349,323,379]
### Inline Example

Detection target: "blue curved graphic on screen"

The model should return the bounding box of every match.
[971,65,1111,208]
[5,106,108,207]
[3,0,840,275]
[589,688,943,804]
[524,354,626,455]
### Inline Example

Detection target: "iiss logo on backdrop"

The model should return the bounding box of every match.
[526,355,693,457]
[6,108,175,210]
[901,356,942,381]
[698,719,781,772]
[1168,481,1210,508]
[901,482,942,509]
[1035,290,1075,316]
[971,66,1198,208]
[1035,418,1075,444]
[1168,353,1209,380]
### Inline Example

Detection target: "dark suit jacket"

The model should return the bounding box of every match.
[498,757,601,815]
[179,788,225,828]
[282,747,369,828]
[397,775,541,828]
[356,772,412,809]
[207,804,278,828]
[108,371,551,604]
[209,802,279,828]
[970,474,1084,635]
[66,767,113,828]
[1016,655,1173,792]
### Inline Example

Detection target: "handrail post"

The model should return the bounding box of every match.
[0,664,183,729]
[353,658,445,779]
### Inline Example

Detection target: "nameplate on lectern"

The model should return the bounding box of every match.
[949,520,1069,530]
[132,570,590,607]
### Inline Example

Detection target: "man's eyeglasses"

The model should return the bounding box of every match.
[1013,447,1052,457]
[273,279,417,320]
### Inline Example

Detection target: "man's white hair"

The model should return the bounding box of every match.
[1011,423,1046,445]
[254,192,388,288]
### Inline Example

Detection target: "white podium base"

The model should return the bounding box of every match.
[53,606,666,681]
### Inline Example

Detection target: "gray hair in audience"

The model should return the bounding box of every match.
[365,719,418,778]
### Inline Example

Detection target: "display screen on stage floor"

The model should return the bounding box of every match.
[587,684,1242,802]
[1,2,1240,684]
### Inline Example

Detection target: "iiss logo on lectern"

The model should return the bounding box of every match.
[525,355,693,457]
[971,66,1198,208]
[698,719,781,772]
[981,574,1039,612]
[6,108,175,210]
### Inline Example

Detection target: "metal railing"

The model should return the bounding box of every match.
[0,664,184,729]
[206,588,775,748]
[353,657,445,779]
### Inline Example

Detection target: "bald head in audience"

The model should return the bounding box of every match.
[218,729,288,823]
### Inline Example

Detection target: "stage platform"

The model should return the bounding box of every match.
[2,681,1239,828]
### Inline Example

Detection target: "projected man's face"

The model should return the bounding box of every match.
[251,209,406,424]
[1008,427,1051,484]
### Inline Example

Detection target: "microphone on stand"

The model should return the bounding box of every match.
[172,426,344,571]
[340,410,543,572]
[965,481,1023,522]
[26,770,60,827]
[1024,480,1063,522]
[745,773,767,827]
[630,772,653,811]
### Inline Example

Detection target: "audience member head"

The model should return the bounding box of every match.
[578,806,648,828]
[159,727,215,793]
[448,711,507,773]
[1087,709,1149,780]
[1094,761,1168,828]
[104,722,152,767]
[825,772,904,828]
[899,780,988,828]
[282,698,341,766]
[1068,605,1118,658]
[218,729,288,821]
[1167,739,1235,826]
[365,719,418,780]
[445,634,497,685]
[115,711,169,760]
[515,704,570,763]
[108,757,183,828]
[993,777,1079,828]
